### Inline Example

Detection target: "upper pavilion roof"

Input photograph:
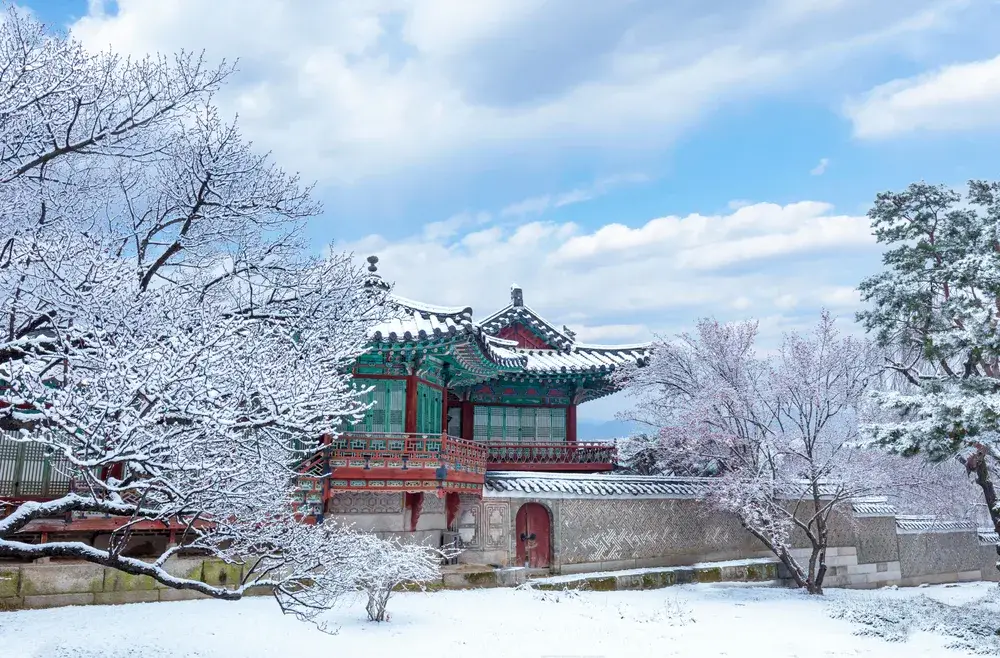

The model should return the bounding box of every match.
[362,256,651,384]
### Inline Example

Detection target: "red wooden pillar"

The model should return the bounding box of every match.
[320,433,332,504]
[404,492,423,531]
[445,492,461,530]
[566,404,577,444]
[460,401,474,441]
[405,374,418,434]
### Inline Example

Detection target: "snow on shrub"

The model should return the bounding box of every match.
[829,588,1000,655]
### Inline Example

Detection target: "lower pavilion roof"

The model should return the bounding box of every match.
[484,471,849,499]
[484,471,717,498]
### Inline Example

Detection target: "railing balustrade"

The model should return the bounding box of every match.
[484,441,617,471]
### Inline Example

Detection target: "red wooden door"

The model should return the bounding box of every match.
[514,503,550,568]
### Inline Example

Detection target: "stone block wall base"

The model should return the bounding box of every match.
[23,593,95,608]
[528,559,781,593]
[94,590,161,605]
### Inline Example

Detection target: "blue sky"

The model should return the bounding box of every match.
[26,0,1000,425]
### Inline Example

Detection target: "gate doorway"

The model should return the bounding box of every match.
[515,503,551,568]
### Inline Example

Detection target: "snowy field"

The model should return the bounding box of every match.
[1,581,998,657]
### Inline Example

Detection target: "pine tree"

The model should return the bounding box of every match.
[857,180,1000,573]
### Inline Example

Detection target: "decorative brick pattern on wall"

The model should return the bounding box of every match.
[423,493,446,514]
[557,498,759,564]
[897,531,984,580]
[850,516,900,565]
[328,492,402,514]
[482,501,510,550]
[456,496,481,548]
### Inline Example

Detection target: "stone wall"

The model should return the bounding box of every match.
[0,557,268,611]
[456,492,1000,587]
[328,491,446,548]
[896,529,986,585]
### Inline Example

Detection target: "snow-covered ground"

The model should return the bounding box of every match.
[1,581,997,657]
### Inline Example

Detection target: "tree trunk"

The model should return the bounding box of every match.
[968,447,1000,575]
[806,546,827,595]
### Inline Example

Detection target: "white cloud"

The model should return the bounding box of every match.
[549,201,874,269]
[569,324,651,345]
[817,285,861,308]
[422,211,491,241]
[810,157,830,175]
[774,294,798,310]
[68,0,965,184]
[846,54,1000,138]
[500,173,649,218]
[346,198,879,328]
[342,196,882,418]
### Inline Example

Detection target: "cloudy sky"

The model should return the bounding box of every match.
[26,0,1000,423]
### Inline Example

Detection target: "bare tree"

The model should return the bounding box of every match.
[617,312,957,594]
[0,7,436,624]
[358,537,459,623]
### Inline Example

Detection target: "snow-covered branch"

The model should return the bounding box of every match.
[857,180,1000,573]
[0,7,437,624]
[617,311,964,594]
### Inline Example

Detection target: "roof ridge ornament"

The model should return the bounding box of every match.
[511,283,523,307]
[364,255,390,291]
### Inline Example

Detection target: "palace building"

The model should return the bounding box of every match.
[294,256,651,568]
[0,255,650,570]
[3,257,998,592]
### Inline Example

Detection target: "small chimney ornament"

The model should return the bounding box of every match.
[511,283,523,307]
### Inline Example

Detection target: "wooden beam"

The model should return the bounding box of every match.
[405,373,418,434]
[329,467,484,484]
[441,387,449,433]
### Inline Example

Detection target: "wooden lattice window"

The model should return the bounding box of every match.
[416,382,443,434]
[349,378,407,433]
[471,406,568,443]
[0,429,77,498]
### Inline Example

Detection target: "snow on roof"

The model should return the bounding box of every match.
[484,471,715,498]
[851,498,897,517]
[370,295,527,370]
[480,303,577,350]
[363,257,650,379]
[520,344,649,374]
[484,471,849,500]
[895,515,977,534]
[978,528,1000,545]
[370,295,472,342]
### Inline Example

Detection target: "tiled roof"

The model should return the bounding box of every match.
[484,471,713,498]
[363,263,649,382]
[851,497,898,517]
[371,297,473,343]
[485,471,853,500]
[520,344,650,375]
[895,515,977,534]
[978,528,1000,545]
[480,304,577,351]
[370,297,527,370]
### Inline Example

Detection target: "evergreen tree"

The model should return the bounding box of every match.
[857,180,1000,572]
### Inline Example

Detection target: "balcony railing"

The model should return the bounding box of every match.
[486,441,617,472]
[295,433,487,508]
[293,435,618,513]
